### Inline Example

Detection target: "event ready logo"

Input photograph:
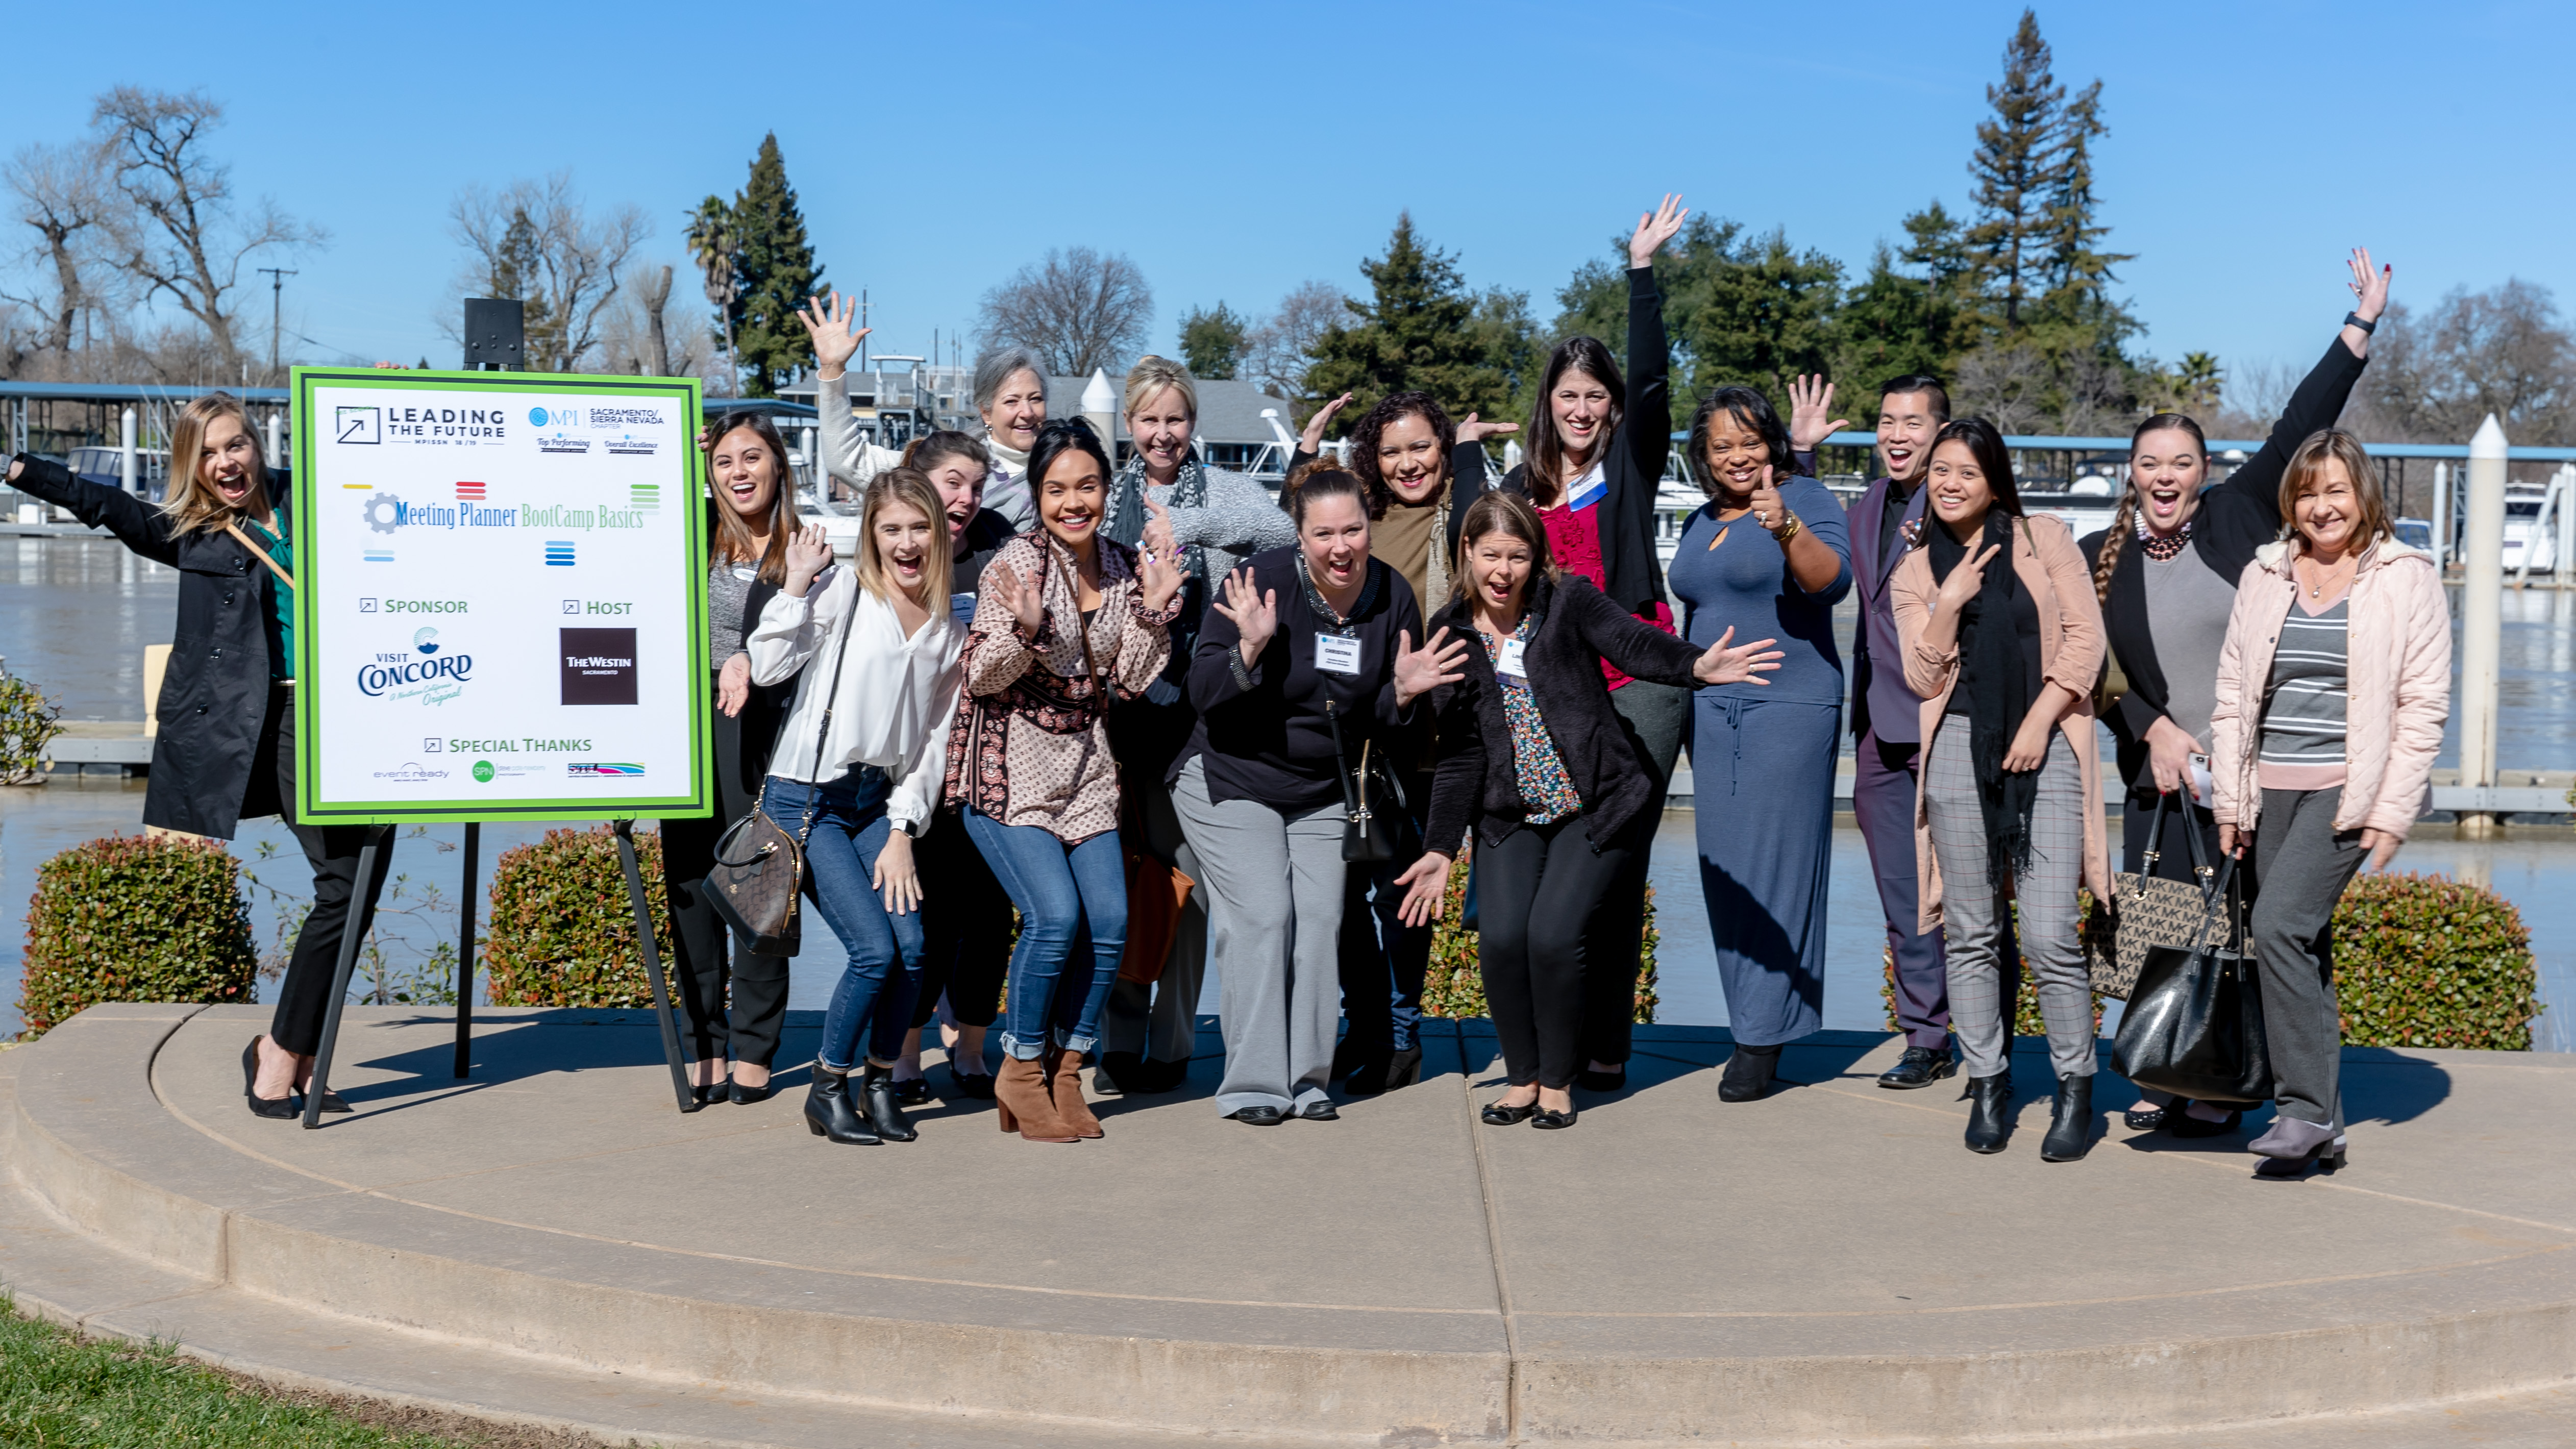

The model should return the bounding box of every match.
[356,635,474,706]
[566,762,646,777]
[336,406,381,444]
[559,627,637,706]
[370,761,451,784]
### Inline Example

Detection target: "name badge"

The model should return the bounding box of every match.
[1315,633,1363,675]
[1498,637,1529,679]
[732,566,759,582]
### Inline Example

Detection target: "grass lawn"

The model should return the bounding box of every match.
[0,1298,615,1447]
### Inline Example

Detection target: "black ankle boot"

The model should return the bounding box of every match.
[2040,1075,2094,1161]
[1718,1043,1781,1103]
[1963,1071,2013,1154]
[859,1063,918,1142]
[804,1064,879,1145]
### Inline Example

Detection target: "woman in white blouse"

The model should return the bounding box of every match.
[748,469,965,1146]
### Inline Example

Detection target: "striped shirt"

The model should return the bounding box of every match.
[2258,595,2349,790]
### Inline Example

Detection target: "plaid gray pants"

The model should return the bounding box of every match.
[1925,726,2095,1081]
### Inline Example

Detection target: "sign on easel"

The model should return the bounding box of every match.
[285,367,710,1126]
[290,368,710,823]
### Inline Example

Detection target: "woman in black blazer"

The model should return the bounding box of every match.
[1396,491,1778,1128]
[8,394,391,1119]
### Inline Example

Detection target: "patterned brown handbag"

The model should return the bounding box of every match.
[2085,790,2227,1000]
[706,583,856,957]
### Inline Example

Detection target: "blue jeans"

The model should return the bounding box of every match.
[961,806,1126,1060]
[760,768,922,1072]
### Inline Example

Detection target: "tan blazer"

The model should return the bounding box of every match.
[1889,512,2113,932]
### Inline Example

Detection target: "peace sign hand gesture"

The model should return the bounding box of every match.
[1212,566,1277,667]
[1936,540,2004,613]
[1787,374,1848,452]
[1693,625,1785,686]
[1394,627,1470,708]
[1628,193,1688,269]
[796,291,870,379]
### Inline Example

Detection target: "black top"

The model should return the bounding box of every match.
[1944,573,2040,715]
[1423,572,1701,855]
[954,507,1016,593]
[1471,265,1673,616]
[2078,335,2368,790]
[10,453,293,839]
[1181,546,1423,811]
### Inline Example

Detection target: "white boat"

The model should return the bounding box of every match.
[2500,481,2558,574]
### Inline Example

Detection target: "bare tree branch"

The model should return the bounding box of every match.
[448,172,647,372]
[1243,280,1346,409]
[2,139,116,368]
[974,247,1153,377]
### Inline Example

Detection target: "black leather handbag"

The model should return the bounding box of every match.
[2111,855,2275,1105]
[706,582,856,957]
[1326,698,1416,864]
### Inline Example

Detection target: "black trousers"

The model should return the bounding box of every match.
[1578,679,1690,1066]
[911,803,1012,1030]
[659,679,791,1069]
[264,686,396,1057]
[1478,814,1644,1090]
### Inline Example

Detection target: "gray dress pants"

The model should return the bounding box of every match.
[1100,776,1209,1064]
[2250,786,2365,1131]
[1925,727,2094,1081]
[1172,756,1347,1115]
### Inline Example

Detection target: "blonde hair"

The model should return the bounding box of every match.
[1122,355,1198,420]
[852,468,954,606]
[160,393,268,536]
[2280,429,2390,549]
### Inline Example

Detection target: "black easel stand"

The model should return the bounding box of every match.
[454,821,479,1078]
[303,823,394,1130]
[612,818,695,1113]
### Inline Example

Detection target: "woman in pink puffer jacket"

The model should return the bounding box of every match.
[2209,430,2450,1179]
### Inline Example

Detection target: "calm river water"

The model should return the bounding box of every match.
[5,536,2571,1048]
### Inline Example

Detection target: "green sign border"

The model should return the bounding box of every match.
[289,367,710,824]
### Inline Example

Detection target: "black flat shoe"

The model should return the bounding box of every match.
[1963,1071,2013,1154]
[688,1082,728,1109]
[948,1062,996,1100]
[1877,1045,1956,1090]
[1574,1065,1626,1092]
[891,1076,933,1107]
[1718,1043,1781,1103]
[1530,1106,1577,1130]
[2123,1102,2168,1131]
[803,1067,879,1145]
[1228,1105,1287,1126]
[2165,1106,2244,1138]
[1480,1100,1538,1126]
[728,1077,776,1106]
[2039,1074,2094,1162]
[242,1039,297,1119]
[1298,1101,1340,1121]
[859,1064,919,1142]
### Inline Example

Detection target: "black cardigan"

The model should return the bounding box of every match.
[1180,546,1422,811]
[1473,265,1672,616]
[2078,334,2367,792]
[11,453,292,839]
[1422,572,1700,856]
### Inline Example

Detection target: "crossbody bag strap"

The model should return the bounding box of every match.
[224,519,296,591]
[791,573,860,848]
[1325,699,1362,814]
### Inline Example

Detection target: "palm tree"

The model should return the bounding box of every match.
[684,196,739,386]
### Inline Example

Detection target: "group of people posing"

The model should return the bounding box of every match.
[7,193,2444,1177]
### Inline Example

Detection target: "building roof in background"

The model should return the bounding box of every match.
[1043,374,1295,447]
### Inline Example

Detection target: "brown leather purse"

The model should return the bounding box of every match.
[706,582,856,956]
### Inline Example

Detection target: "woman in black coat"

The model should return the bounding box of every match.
[8,393,391,1118]
[1395,491,1778,1128]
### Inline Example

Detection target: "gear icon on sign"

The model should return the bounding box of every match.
[363,491,402,535]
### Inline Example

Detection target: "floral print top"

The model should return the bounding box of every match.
[1481,617,1580,824]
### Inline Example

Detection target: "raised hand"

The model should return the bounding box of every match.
[1136,542,1182,615]
[1787,374,1848,452]
[1691,625,1785,686]
[1628,193,1688,269]
[1935,540,2002,613]
[716,653,751,718]
[987,560,1045,636]
[1212,566,1277,665]
[1300,393,1354,455]
[783,523,833,596]
[1456,411,1520,445]
[1393,626,1470,707]
[1394,851,1453,928]
[796,291,870,379]
[2347,246,2391,324]
[1141,494,1178,566]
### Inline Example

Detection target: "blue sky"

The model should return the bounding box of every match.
[9,1,2569,399]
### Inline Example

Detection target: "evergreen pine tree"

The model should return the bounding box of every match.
[726,134,823,397]
[2033,79,2136,343]
[1964,10,2064,332]
[483,205,561,370]
[1303,214,1524,423]
[1178,302,1247,379]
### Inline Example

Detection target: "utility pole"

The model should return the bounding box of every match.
[257,267,297,381]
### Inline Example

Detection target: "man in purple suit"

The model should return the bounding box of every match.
[1848,377,1960,1088]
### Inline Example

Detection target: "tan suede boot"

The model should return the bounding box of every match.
[1051,1046,1103,1138]
[994,1055,1077,1142]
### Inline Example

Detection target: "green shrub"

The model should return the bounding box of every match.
[2333,872,2540,1050]
[16,834,257,1039]
[1421,850,1659,1024]
[482,826,673,1008]
[0,667,63,785]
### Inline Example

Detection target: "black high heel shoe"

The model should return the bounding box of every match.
[1382,1044,1424,1091]
[728,1075,776,1106]
[688,1082,726,1109]
[1718,1043,1781,1103]
[859,1064,918,1142]
[241,1039,296,1120]
[948,1059,996,1100]
[2255,1136,2347,1179]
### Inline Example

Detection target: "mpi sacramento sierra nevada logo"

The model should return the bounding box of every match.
[357,626,473,707]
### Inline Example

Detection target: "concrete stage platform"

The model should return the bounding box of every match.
[4,1003,2574,1447]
